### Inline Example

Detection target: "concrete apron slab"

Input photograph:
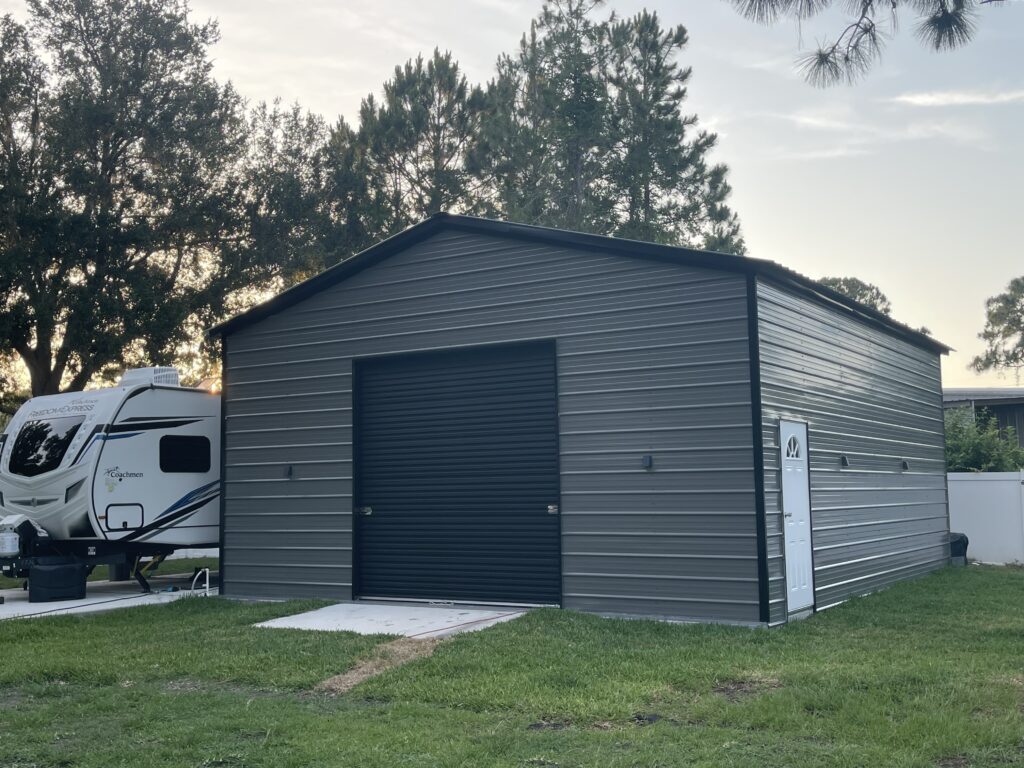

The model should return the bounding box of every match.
[0,575,217,621]
[255,602,527,639]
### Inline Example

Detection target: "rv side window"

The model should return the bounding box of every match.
[159,435,211,473]
[9,416,86,477]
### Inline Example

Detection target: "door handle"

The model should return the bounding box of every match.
[357,506,373,516]
[547,504,559,515]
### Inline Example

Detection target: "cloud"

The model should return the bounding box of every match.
[781,109,862,133]
[890,89,1024,107]
[465,0,532,17]
[776,145,873,161]
[756,103,991,161]
[742,54,799,77]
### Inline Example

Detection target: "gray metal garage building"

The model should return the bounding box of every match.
[210,214,950,626]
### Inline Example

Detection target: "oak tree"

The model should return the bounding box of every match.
[0,0,251,395]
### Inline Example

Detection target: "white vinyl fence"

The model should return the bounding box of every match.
[947,472,1024,565]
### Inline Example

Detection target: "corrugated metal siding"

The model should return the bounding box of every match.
[222,230,760,622]
[756,280,948,623]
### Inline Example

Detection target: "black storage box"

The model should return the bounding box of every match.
[949,532,969,566]
[28,563,88,603]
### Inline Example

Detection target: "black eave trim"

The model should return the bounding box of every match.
[351,357,364,600]
[218,338,228,594]
[207,213,949,356]
[747,274,771,625]
[551,339,565,609]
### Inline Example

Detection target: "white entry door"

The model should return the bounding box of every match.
[780,420,814,613]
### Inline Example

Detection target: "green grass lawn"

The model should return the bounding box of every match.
[0,556,219,590]
[1,566,1022,767]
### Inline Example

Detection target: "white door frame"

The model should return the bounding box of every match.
[780,420,815,614]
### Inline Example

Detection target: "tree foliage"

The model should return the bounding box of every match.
[728,0,1006,85]
[973,277,1024,376]
[464,1,744,252]
[819,276,893,315]
[607,11,743,250]
[358,50,484,230]
[469,1,614,233]
[0,355,29,422]
[243,102,334,288]
[0,0,257,395]
[1,0,746,395]
[945,407,1024,472]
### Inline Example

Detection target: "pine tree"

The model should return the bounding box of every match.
[818,277,893,315]
[538,0,612,231]
[606,11,744,253]
[973,277,1024,376]
[473,1,614,233]
[243,102,334,284]
[472,3,744,251]
[468,33,553,223]
[728,0,1005,86]
[322,117,385,261]
[357,49,484,232]
[606,12,692,244]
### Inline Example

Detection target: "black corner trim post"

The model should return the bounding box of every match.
[350,358,363,601]
[746,274,771,625]
[218,337,228,594]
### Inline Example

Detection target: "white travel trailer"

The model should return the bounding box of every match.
[0,367,219,598]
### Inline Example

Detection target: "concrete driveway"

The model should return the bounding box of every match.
[0,574,215,621]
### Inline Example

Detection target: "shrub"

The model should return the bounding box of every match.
[945,407,1024,472]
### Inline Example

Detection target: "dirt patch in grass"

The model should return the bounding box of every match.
[936,757,969,768]
[631,712,664,726]
[0,688,25,709]
[530,714,672,732]
[527,720,570,731]
[584,714,679,731]
[162,679,293,701]
[315,637,438,695]
[164,678,205,693]
[712,678,782,703]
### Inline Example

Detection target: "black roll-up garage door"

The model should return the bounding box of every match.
[354,342,561,605]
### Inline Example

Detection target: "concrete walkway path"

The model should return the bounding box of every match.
[0,574,216,621]
[256,602,527,638]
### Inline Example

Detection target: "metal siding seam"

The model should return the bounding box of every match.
[747,273,771,624]
[219,337,228,594]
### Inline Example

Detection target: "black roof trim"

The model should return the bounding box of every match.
[208,213,949,355]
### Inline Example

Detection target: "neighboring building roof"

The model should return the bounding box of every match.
[943,387,1024,406]
[208,213,949,354]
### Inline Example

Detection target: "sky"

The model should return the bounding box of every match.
[2,0,1021,387]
